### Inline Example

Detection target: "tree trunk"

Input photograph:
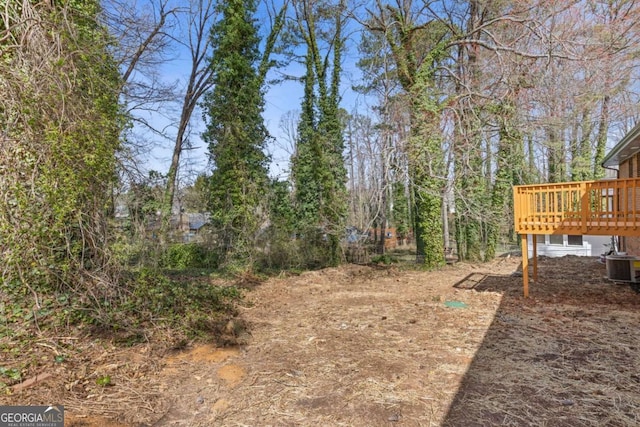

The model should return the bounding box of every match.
[594,95,610,179]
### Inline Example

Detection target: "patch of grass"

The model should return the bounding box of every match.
[371,254,398,265]
[95,375,112,387]
[0,367,21,382]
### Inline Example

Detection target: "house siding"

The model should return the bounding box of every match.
[618,154,640,255]
[620,160,629,178]
[527,234,610,257]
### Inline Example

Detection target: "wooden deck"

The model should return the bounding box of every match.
[513,178,640,297]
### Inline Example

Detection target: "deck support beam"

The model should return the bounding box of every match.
[532,234,538,282]
[521,234,529,298]
[520,234,538,297]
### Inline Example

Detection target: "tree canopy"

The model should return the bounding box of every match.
[4,0,640,280]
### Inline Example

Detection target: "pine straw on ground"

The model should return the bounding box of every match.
[444,256,640,427]
[167,255,639,427]
[2,255,640,426]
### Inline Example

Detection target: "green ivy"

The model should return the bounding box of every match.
[0,1,122,291]
[202,0,270,267]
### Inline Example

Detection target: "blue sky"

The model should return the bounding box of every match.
[138,0,369,183]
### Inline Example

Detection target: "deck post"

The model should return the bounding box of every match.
[532,234,538,282]
[580,182,589,234]
[521,233,529,298]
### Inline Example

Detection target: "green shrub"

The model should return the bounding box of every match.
[257,237,303,271]
[110,239,146,266]
[256,233,336,272]
[94,269,244,338]
[161,243,218,269]
[133,269,238,312]
[1,267,241,339]
[371,253,397,265]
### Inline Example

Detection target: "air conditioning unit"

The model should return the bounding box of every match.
[606,255,640,283]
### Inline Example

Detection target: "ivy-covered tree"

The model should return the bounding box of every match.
[0,0,122,291]
[201,0,270,265]
[268,179,296,236]
[392,182,411,242]
[289,0,348,266]
[485,98,524,260]
[363,2,450,268]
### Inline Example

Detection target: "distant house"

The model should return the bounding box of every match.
[367,227,398,249]
[176,212,211,242]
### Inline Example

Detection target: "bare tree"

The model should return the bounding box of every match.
[274,110,300,177]
[104,0,180,127]
[162,0,217,223]
[101,0,181,222]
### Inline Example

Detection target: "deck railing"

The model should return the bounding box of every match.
[513,178,640,237]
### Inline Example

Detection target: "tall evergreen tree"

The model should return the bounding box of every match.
[289,0,348,266]
[201,0,270,264]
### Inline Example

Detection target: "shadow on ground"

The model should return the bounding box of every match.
[443,256,640,427]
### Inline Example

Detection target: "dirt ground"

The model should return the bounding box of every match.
[3,255,640,426]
